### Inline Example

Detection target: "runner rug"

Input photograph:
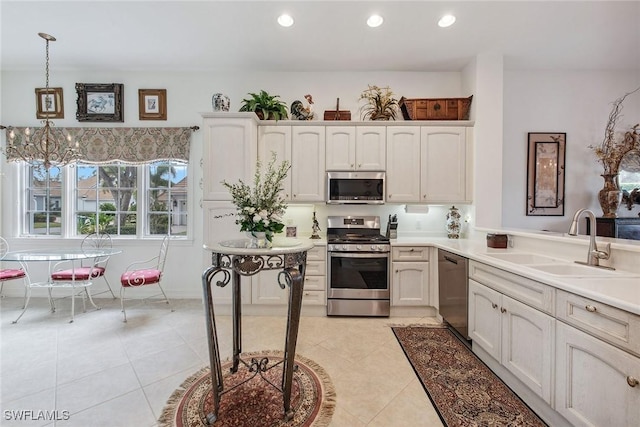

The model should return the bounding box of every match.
[392,326,547,426]
[158,350,335,427]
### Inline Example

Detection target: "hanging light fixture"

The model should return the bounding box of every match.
[1,32,80,169]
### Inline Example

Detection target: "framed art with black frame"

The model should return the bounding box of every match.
[138,89,167,120]
[526,132,566,216]
[76,83,124,122]
[35,87,64,119]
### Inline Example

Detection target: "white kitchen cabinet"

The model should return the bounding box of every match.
[420,127,472,203]
[202,115,257,201]
[469,278,555,404]
[326,126,385,171]
[258,126,292,199]
[391,246,430,306]
[251,243,326,306]
[385,127,421,202]
[555,321,640,427]
[291,126,325,201]
[251,269,288,305]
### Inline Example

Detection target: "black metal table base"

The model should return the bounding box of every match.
[201,250,307,424]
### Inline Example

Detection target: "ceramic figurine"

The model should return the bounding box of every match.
[212,93,230,111]
[446,205,461,239]
[291,94,315,120]
[310,210,321,239]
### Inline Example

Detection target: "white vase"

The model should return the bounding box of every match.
[212,93,230,112]
[446,206,461,239]
[246,231,270,248]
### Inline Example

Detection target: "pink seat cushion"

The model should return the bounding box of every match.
[120,269,161,287]
[0,268,26,281]
[51,267,105,281]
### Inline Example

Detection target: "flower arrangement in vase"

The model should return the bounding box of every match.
[589,87,640,217]
[359,84,399,121]
[222,152,291,247]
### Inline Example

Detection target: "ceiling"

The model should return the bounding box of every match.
[1,0,639,73]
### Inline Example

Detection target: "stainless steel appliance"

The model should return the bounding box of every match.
[326,215,390,316]
[438,249,470,340]
[326,171,385,204]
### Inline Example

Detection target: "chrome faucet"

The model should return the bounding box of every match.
[568,209,612,268]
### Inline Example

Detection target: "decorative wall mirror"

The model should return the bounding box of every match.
[619,149,640,212]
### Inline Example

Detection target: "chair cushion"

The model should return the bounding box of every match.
[0,268,26,281]
[51,267,105,281]
[121,269,161,287]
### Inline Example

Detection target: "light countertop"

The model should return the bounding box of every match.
[389,235,640,316]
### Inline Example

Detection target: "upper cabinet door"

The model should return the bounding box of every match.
[258,126,292,199]
[291,126,326,201]
[202,117,257,201]
[386,126,421,202]
[326,126,356,171]
[356,127,386,171]
[420,127,471,203]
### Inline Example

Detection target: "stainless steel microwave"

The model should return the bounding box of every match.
[326,171,385,204]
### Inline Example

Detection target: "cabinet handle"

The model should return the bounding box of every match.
[491,303,498,309]
[585,305,597,313]
[358,164,362,168]
[350,164,354,168]
[500,307,507,313]
[409,248,414,252]
[423,194,427,199]
[627,376,639,387]
[293,194,297,198]
[395,269,399,273]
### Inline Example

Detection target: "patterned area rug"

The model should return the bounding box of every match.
[392,326,547,427]
[158,351,335,427]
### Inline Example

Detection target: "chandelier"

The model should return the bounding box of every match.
[1,33,80,169]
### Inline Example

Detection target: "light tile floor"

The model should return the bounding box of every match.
[0,297,444,427]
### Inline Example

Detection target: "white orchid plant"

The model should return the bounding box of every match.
[222,152,290,242]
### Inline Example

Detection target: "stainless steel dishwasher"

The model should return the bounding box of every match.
[438,249,470,340]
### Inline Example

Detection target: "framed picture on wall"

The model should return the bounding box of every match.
[526,132,566,216]
[75,83,124,122]
[35,87,64,119]
[138,89,167,120]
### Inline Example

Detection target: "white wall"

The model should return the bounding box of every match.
[0,69,469,298]
[502,70,640,232]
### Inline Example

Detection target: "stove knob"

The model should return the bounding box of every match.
[371,245,377,251]
[342,245,348,251]
[328,245,334,251]
[356,245,362,251]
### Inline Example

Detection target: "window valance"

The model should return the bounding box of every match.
[4,126,197,164]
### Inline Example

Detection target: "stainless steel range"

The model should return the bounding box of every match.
[326,216,390,317]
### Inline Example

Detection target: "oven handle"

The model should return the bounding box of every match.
[329,252,389,259]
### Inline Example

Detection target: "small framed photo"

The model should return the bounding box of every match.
[286,226,297,237]
[138,89,167,120]
[76,83,124,122]
[35,87,64,119]
[526,132,566,216]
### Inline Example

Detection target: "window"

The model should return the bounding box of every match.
[23,160,188,237]
[25,164,62,236]
[76,163,138,236]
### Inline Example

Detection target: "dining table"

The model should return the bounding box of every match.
[201,238,314,423]
[2,247,122,323]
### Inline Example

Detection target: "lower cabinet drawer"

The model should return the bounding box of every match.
[303,275,326,291]
[392,246,429,261]
[305,260,326,276]
[302,290,325,305]
[556,289,640,356]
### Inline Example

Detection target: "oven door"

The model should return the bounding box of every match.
[328,252,390,299]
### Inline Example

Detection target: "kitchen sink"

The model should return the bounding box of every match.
[527,263,630,277]
[484,252,561,265]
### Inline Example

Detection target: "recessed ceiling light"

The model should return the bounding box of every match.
[367,14,384,28]
[277,14,294,27]
[438,14,456,28]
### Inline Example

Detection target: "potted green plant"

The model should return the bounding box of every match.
[239,90,289,120]
[359,84,399,120]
